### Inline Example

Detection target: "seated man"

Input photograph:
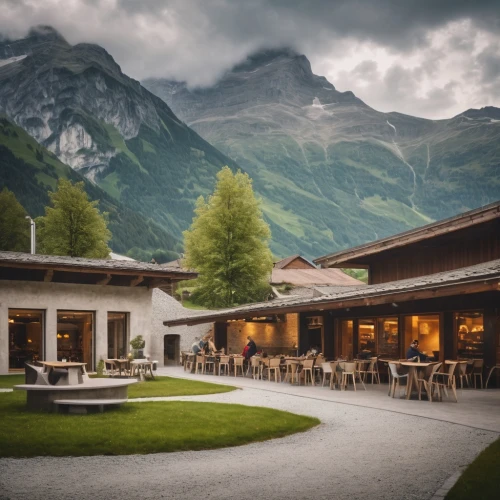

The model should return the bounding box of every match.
[191,337,206,356]
[406,339,427,362]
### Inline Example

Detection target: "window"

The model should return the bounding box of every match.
[8,309,44,370]
[377,318,399,358]
[108,312,128,359]
[455,312,483,360]
[359,319,376,353]
[57,311,94,370]
[340,320,353,360]
[404,314,440,360]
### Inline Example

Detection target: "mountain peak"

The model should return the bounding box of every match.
[27,25,68,44]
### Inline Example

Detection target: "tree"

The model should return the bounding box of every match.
[37,179,111,258]
[183,166,273,308]
[0,188,30,252]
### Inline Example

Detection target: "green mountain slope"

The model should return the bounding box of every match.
[0,115,179,255]
[143,49,500,257]
[0,26,239,243]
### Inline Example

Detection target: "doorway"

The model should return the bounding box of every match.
[107,312,128,359]
[164,334,180,366]
[8,309,44,370]
[57,311,94,370]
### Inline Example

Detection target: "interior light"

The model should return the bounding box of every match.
[8,318,14,323]
[63,333,70,339]
[27,339,32,343]
[57,333,62,339]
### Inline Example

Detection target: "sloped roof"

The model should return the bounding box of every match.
[274,254,316,269]
[271,268,364,286]
[314,201,500,268]
[164,258,500,326]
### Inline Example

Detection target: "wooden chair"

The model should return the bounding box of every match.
[342,362,365,391]
[233,356,245,377]
[485,364,500,389]
[268,358,281,383]
[329,361,340,390]
[250,356,262,380]
[388,362,408,398]
[472,359,484,389]
[195,354,205,374]
[416,362,442,401]
[300,359,315,386]
[204,355,216,375]
[457,361,470,389]
[431,361,458,402]
[284,359,299,384]
[218,355,230,376]
[365,357,380,384]
[321,362,333,387]
[314,356,325,383]
[104,360,116,377]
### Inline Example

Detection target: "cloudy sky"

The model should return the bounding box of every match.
[1,0,500,119]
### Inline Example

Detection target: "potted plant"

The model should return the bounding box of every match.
[130,335,146,359]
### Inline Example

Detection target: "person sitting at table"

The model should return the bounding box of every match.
[406,339,427,362]
[191,337,206,355]
[206,336,217,354]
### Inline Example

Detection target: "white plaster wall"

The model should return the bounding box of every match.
[150,289,212,366]
[0,280,152,374]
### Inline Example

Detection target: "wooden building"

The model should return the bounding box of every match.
[165,202,500,383]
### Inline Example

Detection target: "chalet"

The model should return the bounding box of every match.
[164,202,500,383]
[0,252,196,374]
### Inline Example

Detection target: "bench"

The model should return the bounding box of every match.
[53,398,128,414]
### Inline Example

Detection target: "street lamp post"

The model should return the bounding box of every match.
[25,216,36,254]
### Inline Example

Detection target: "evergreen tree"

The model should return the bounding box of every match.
[37,179,111,258]
[184,166,273,307]
[0,188,30,252]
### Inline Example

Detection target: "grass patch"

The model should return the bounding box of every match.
[0,379,319,457]
[0,374,24,388]
[446,437,500,500]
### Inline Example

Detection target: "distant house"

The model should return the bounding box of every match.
[0,252,196,374]
[165,201,500,383]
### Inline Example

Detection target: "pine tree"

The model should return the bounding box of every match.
[0,188,30,252]
[37,179,111,258]
[184,166,273,307]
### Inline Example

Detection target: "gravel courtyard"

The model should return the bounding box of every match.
[1,375,498,500]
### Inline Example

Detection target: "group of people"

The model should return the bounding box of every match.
[191,335,257,359]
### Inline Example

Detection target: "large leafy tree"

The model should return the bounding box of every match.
[37,179,111,258]
[184,166,273,308]
[0,188,30,252]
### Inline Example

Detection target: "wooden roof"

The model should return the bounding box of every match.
[314,201,500,268]
[273,255,316,269]
[164,258,500,326]
[0,251,197,289]
[271,268,364,286]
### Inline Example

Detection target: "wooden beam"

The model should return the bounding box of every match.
[44,269,54,282]
[148,278,172,289]
[130,275,144,287]
[97,274,112,285]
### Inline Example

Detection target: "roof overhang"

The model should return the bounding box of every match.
[314,202,500,268]
[164,260,500,326]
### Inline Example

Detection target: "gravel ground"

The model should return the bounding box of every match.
[0,388,497,500]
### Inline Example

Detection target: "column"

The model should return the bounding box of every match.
[0,304,9,374]
[95,309,108,368]
[45,307,57,361]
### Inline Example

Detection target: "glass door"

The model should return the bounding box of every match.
[8,309,44,370]
[57,311,94,370]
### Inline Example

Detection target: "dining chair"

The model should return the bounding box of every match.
[321,362,333,387]
[471,359,484,389]
[233,356,245,377]
[365,357,380,384]
[218,355,230,376]
[457,361,470,389]
[195,354,206,374]
[431,361,458,402]
[388,362,408,398]
[355,360,369,383]
[284,360,299,384]
[485,364,500,389]
[250,356,262,380]
[205,355,216,375]
[342,362,365,391]
[314,355,325,383]
[329,361,340,390]
[300,359,315,386]
[416,362,442,401]
[268,358,281,383]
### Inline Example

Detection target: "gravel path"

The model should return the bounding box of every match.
[0,388,497,500]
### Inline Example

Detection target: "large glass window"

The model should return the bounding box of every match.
[107,312,127,359]
[377,317,399,358]
[8,309,44,370]
[359,319,376,353]
[404,314,440,360]
[57,311,94,370]
[340,320,353,360]
[455,311,484,360]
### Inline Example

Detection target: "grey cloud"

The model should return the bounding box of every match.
[477,44,500,83]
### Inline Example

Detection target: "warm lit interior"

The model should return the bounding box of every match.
[8,309,43,370]
[57,311,93,369]
[456,311,484,359]
[107,312,127,359]
[404,314,440,359]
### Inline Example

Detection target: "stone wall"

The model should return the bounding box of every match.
[226,313,299,355]
[0,280,152,374]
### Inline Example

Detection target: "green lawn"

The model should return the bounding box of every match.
[446,437,500,500]
[0,375,319,457]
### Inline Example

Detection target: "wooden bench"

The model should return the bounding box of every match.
[53,398,128,414]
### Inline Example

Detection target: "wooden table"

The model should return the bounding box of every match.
[107,359,130,377]
[130,360,154,380]
[39,361,87,385]
[399,361,439,400]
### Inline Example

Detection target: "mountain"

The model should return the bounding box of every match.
[143,49,500,257]
[0,115,179,256]
[0,26,239,244]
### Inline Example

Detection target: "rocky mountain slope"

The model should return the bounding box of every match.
[0,115,179,255]
[0,26,239,244]
[144,49,500,257]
